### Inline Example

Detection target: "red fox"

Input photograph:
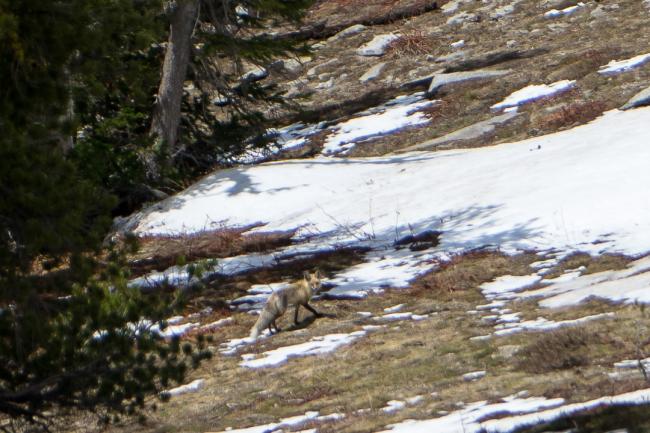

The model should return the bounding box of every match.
[249,271,323,339]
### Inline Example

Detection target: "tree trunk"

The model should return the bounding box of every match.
[149,0,199,175]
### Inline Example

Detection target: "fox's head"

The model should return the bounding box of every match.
[304,270,322,292]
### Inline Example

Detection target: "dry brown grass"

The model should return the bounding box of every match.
[412,250,536,297]
[385,30,436,58]
[533,100,608,131]
[541,252,632,280]
[516,327,611,373]
[81,251,650,433]
[419,99,452,122]
[130,226,296,276]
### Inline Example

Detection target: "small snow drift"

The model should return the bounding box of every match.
[377,396,565,433]
[599,53,650,75]
[521,255,650,308]
[491,80,575,110]
[357,34,400,56]
[544,3,584,18]
[162,379,205,397]
[322,93,436,155]
[240,330,370,368]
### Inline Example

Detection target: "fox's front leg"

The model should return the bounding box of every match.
[304,302,323,318]
[294,305,301,325]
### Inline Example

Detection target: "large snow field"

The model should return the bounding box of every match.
[136,106,650,257]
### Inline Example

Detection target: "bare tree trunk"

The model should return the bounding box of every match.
[149,0,199,175]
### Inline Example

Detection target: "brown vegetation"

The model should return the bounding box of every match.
[386,30,436,57]
[130,226,296,276]
[516,327,610,373]
[532,100,608,131]
[540,252,632,280]
[411,250,536,297]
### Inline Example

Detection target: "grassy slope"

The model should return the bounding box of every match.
[92,1,650,431]
[92,251,650,433]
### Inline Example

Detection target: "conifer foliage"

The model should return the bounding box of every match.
[0,0,313,429]
[151,0,313,178]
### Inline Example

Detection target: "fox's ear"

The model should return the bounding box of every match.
[303,270,310,280]
[314,269,321,278]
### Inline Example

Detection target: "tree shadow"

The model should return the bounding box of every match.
[324,203,545,298]
[126,151,463,227]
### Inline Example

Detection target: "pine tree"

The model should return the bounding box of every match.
[1,0,314,424]
[0,1,209,430]
[149,0,313,179]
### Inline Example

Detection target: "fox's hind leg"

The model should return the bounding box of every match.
[294,305,301,325]
[304,302,323,318]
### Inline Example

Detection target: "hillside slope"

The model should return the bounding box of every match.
[105,1,650,432]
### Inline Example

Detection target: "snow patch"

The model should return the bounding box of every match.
[323,94,435,154]
[599,53,650,75]
[491,80,575,110]
[450,40,465,49]
[544,3,584,18]
[214,411,319,433]
[521,256,650,308]
[480,275,542,299]
[357,34,400,56]
[163,379,205,397]
[384,304,405,313]
[482,388,650,432]
[492,313,614,336]
[240,330,369,368]
[377,396,565,433]
[462,371,486,381]
[199,317,234,331]
[383,400,407,413]
[374,312,428,322]
[614,357,650,370]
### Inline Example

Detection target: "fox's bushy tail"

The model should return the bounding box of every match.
[249,307,278,339]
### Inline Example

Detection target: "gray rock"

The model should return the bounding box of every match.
[329,24,367,41]
[307,58,339,77]
[621,86,650,110]
[496,345,521,358]
[490,4,516,19]
[428,69,511,94]
[446,11,478,26]
[442,0,473,14]
[590,5,607,18]
[434,51,467,64]
[241,66,268,82]
[359,62,386,82]
[399,68,445,89]
[282,58,303,74]
[316,77,335,90]
[398,111,520,152]
[285,80,313,98]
